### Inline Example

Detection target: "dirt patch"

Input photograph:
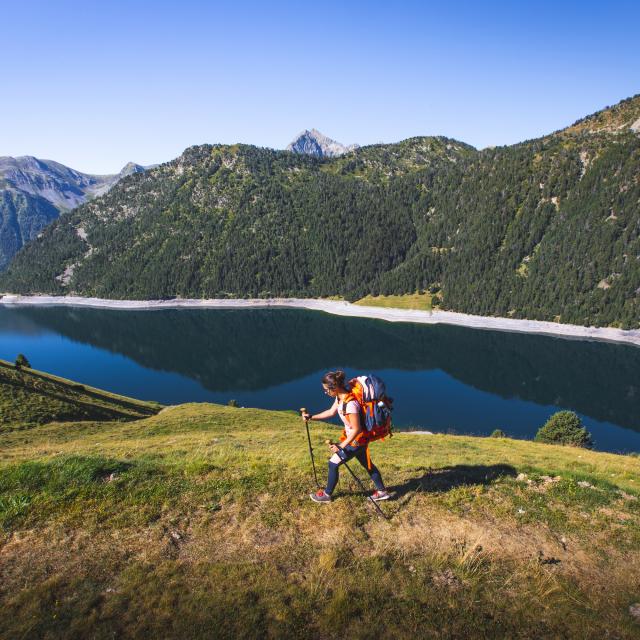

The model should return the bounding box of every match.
[432,567,463,590]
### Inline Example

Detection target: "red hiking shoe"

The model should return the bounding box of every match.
[310,489,332,503]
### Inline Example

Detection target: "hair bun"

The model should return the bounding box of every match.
[321,369,346,390]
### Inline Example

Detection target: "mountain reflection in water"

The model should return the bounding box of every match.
[2,306,638,437]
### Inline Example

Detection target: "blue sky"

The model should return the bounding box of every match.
[3,0,639,173]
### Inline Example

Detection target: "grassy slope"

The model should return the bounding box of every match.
[354,292,433,311]
[0,359,162,429]
[1,395,640,638]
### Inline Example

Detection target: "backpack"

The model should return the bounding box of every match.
[340,374,393,447]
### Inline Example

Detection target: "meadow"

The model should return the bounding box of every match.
[1,362,639,638]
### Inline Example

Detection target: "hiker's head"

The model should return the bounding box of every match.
[322,370,347,395]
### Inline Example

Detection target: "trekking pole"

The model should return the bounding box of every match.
[326,440,387,519]
[300,408,320,488]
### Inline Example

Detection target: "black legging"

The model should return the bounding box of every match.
[325,444,385,495]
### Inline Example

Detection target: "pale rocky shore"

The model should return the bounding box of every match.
[1,294,639,347]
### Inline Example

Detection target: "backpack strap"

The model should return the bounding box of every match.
[341,392,357,416]
[341,392,370,446]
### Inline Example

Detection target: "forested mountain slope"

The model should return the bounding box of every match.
[1,96,639,328]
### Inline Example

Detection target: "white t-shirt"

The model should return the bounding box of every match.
[333,397,361,440]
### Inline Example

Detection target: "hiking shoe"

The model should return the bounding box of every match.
[310,489,332,503]
[371,490,390,501]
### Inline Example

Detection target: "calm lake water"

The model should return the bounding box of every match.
[1,306,639,454]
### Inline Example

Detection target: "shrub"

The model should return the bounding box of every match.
[227,399,239,408]
[535,411,593,448]
[490,429,507,438]
[15,354,31,369]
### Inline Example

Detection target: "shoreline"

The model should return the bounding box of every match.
[1,294,639,347]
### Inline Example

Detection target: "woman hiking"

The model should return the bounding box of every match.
[302,370,390,503]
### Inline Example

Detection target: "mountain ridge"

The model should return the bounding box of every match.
[1,95,639,328]
[0,157,147,268]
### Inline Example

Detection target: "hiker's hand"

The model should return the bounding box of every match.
[301,412,311,422]
[329,443,340,453]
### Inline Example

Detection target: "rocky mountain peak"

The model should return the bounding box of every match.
[118,162,146,177]
[286,129,359,158]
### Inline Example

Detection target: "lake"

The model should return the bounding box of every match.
[1,305,639,454]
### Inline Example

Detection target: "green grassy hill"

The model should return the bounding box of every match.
[1,373,639,638]
[0,359,162,429]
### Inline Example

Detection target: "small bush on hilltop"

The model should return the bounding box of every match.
[15,354,31,369]
[535,411,593,448]
[491,429,507,438]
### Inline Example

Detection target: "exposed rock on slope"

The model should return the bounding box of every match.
[562,93,640,136]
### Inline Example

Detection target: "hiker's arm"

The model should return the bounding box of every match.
[309,401,338,421]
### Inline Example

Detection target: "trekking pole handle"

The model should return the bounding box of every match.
[300,407,309,421]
